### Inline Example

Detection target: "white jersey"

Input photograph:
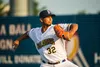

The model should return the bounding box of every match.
[28,24,70,63]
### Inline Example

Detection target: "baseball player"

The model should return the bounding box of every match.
[13,10,78,67]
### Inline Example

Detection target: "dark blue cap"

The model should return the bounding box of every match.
[39,10,55,18]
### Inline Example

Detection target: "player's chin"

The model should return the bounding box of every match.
[45,23,52,26]
[47,24,51,26]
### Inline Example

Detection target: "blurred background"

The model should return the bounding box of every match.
[0,0,100,16]
[0,0,100,67]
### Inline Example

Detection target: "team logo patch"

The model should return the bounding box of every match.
[37,38,55,49]
[47,10,51,14]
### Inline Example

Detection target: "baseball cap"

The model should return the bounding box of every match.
[39,10,55,18]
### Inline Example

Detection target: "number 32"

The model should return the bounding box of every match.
[47,46,56,54]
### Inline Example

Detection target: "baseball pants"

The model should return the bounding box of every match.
[40,60,78,67]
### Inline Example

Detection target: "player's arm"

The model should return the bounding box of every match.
[54,24,78,41]
[63,24,78,40]
[13,32,29,49]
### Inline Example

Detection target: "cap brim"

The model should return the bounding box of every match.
[42,14,55,18]
[49,14,55,17]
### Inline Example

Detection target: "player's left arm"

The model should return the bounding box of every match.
[63,24,78,41]
[13,32,29,49]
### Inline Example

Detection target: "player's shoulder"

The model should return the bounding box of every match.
[29,27,41,32]
[58,23,68,26]
[55,23,71,30]
[53,23,68,27]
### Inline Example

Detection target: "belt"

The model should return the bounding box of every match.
[42,59,66,65]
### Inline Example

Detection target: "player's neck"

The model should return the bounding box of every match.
[41,25,50,33]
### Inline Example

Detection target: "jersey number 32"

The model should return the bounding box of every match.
[47,46,56,54]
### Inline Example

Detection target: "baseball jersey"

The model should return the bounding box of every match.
[28,24,70,63]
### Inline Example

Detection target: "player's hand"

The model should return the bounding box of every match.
[13,40,20,50]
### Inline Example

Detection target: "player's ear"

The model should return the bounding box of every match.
[40,18,43,22]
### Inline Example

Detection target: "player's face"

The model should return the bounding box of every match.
[41,16,53,26]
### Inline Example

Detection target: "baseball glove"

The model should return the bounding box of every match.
[54,24,64,38]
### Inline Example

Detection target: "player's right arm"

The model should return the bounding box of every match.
[63,24,78,40]
[13,32,29,49]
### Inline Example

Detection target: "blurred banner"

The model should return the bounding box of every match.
[0,15,100,67]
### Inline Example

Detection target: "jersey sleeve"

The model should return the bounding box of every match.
[27,28,35,39]
[59,23,72,31]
